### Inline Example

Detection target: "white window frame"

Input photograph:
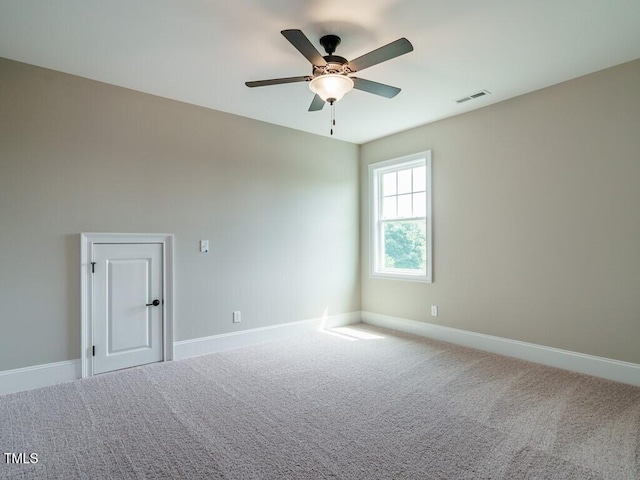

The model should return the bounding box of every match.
[369,151,433,283]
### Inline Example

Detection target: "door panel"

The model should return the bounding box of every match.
[108,257,152,353]
[93,243,163,374]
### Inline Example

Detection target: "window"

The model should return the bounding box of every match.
[370,151,432,282]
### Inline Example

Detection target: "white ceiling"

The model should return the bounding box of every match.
[1,1,639,144]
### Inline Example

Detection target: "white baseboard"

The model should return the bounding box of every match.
[174,311,362,360]
[0,359,81,396]
[0,312,361,396]
[362,311,640,387]
[6,311,635,395]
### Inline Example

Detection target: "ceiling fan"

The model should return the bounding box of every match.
[245,29,414,116]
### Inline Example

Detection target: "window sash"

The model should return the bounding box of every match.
[377,218,427,275]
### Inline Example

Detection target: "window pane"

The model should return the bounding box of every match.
[413,192,426,217]
[382,172,396,196]
[383,220,426,271]
[382,196,396,219]
[397,194,412,218]
[413,166,426,192]
[397,168,412,194]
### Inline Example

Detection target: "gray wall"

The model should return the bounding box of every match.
[360,59,640,364]
[0,58,360,371]
[2,55,639,372]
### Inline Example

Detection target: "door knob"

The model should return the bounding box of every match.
[146,299,160,307]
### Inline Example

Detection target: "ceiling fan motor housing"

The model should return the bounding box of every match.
[313,35,353,77]
[313,57,352,76]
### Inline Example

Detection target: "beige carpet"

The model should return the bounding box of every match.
[1,324,639,479]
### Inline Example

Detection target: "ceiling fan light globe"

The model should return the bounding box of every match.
[309,74,354,102]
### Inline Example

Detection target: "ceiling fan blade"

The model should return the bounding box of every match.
[352,77,401,98]
[308,94,325,111]
[348,38,413,72]
[245,76,312,88]
[281,29,327,67]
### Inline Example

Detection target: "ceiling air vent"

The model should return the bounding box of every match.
[455,90,491,104]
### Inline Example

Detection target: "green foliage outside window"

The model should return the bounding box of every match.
[383,221,426,270]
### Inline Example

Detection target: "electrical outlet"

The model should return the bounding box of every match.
[431,305,438,317]
[200,240,209,253]
[232,311,241,323]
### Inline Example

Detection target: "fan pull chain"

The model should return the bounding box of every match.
[330,100,336,136]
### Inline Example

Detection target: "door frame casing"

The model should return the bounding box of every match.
[80,233,175,378]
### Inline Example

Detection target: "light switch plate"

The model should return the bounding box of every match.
[200,240,209,253]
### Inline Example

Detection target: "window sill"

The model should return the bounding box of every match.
[371,271,432,283]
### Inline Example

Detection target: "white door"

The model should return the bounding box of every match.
[92,243,163,374]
